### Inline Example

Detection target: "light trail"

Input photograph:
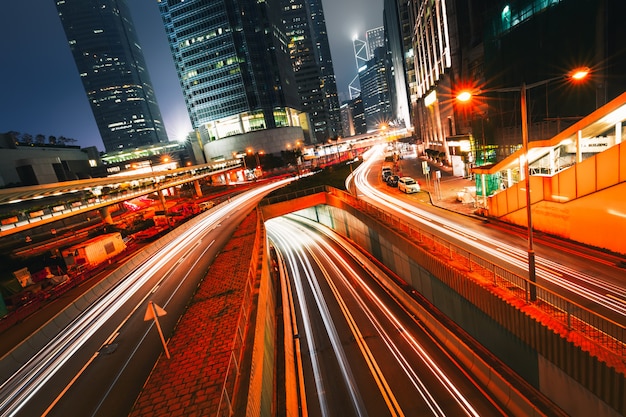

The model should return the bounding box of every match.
[267,216,498,416]
[351,145,626,318]
[0,179,291,417]
[269,222,367,417]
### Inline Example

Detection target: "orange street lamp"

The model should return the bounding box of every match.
[456,90,472,102]
[456,67,590,302]
[570,66,590,81]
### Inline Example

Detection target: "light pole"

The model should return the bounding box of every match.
[457,67,589,302]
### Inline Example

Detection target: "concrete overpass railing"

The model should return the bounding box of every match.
[260,186,626,416]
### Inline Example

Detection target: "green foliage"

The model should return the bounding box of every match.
[268,161,361,198]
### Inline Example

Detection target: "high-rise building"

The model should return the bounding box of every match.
[481,0,624,144]
[339,97,366,138]
[407,0,463,162]
[359,48,393,132]
[365,27,386,59]
[55,0,169,153]
[158,0,305,161]
[282,0,342,142]
[384,0,412,130]
[350,27,385,102]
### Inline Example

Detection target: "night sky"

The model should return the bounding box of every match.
[0,0,382,152]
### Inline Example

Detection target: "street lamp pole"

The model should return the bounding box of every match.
[457,67,590,303]
[520,82,537,301]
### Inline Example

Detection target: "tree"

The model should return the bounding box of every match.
[21,133,33,144]
[35,134,46,144]
[49,135,58,145]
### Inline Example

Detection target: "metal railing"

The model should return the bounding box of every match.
[216,208,263,417]
[261,186,626,359]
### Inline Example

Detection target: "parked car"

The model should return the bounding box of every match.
[386,175,399,187]
[398,176,420,193]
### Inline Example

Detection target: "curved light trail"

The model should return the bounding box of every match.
[350,145,626,319]
[267,215,503,416]
[0,179,291,417]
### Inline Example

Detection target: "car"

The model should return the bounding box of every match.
[381,166,392,181]
[386,175,399,187]
[398,176,420,193]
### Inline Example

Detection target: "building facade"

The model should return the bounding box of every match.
[281,0,342,143]
[55,0,170,153]
[406,0,626,165]
[383,0,412,130]
[158,0,305,161]
[0,134,97,186]
[365,26,386,59]
[359,48,393,132]
[479,0,624,149]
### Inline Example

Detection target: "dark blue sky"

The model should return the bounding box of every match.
[0,0,382,152]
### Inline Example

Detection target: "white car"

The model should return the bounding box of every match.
[398,176,420,193]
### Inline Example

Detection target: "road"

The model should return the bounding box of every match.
[351,146,626,326]
[268,215,508,416]
[0,179,290,417]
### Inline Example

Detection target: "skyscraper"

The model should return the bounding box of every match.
[359,48,393,132]
[365,27,385,59]
[282,0,342,142]
[55,0,169,153]
[384,0,412,130]
[158,0,305,160]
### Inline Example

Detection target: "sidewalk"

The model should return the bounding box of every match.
[129,210,259,417]
[395,156,481,217]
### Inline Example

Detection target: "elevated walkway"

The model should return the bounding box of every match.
[473,91,626,254]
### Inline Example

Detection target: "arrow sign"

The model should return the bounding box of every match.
[144,301,170,359]
[144,301,167,321]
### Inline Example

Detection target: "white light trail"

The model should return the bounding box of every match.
[267,216,488,416]
[268,221,367,417]
[352,145,626,317]
[0,179,292,417]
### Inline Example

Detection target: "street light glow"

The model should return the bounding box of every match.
[456,91,472,102]
[570,67,590,81]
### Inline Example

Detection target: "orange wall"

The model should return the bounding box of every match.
[491,142,626,254]
[501,182,626,254]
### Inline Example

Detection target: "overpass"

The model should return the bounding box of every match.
[0,159,244,237]
[259,186,625,417]
[473,91,626,254]
[2,180,623,416]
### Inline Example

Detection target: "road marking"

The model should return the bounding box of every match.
[606,293,626,304]
[315,255,405,417]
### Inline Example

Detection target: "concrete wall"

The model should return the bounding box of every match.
[0,147,90,186]
[274,194,624,417]
[202,126,306,162]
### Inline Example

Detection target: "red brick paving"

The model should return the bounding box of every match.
[130,210,258,417]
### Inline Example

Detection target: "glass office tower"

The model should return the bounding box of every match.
[55,0,169,153]
[158,0,302,146]
[282,0,342,142]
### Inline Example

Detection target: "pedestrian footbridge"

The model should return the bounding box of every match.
[473,91,626,254]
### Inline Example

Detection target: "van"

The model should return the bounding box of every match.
[398,176,420,193]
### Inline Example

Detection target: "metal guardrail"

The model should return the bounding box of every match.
[261,186,626,359]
